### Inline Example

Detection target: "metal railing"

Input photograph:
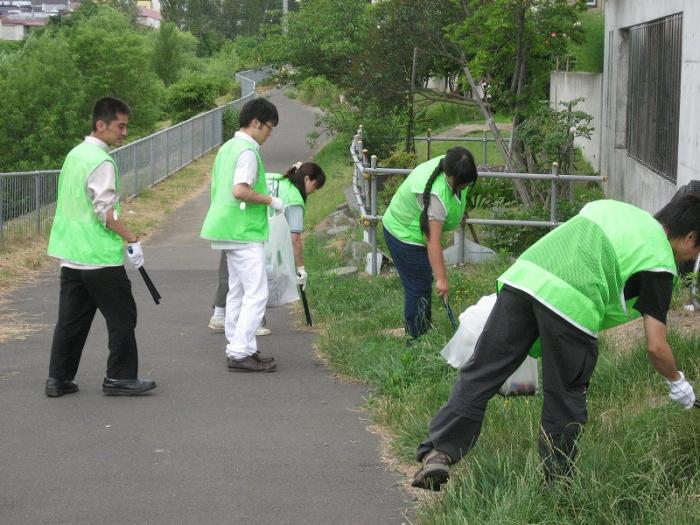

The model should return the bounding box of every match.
[0,69,267,247]
[350,126,606,275]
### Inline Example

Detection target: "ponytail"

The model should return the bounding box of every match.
[419,160,444,239]
[419,147,478,239]
[283,162,326,202]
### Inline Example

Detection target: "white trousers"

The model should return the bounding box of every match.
[223,244,268,359]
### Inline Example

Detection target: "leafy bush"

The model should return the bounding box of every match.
[476,180,604,255]
[415,101,481,133]
[222,106,240,141]
[517,98,594,176]
[297,75,338,108]
[321,102,404,159]
[377,149,418,211]
[166,75,219,123]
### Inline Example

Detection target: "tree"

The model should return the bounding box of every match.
[444,0,585,169]
[152,22,196,86]
[0,32,85,170]
[262,0,371,86]
[64,6,165,136]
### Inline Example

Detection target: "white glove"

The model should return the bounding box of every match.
[269,196,284,211]
[296,266,308,290]
[126,241,144,269]
[667,371,696,409]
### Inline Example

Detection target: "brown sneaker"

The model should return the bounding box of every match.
[411,449,451,491]
[253,351,275,364]
[227,355,277,372]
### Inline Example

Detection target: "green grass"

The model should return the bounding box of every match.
[304,138,355,228]
[307,136,700,524]
[414,131,512,167]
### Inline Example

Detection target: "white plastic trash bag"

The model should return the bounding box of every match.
[265,212,299,307]
[440,293,538,396]
[499,356,538,396]
[440,294,497,368]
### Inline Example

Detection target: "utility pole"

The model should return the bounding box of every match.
[282,0,288,33]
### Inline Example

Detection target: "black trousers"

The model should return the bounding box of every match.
[417,286,598,480]
[48,266,139,381]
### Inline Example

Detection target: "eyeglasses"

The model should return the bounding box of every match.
[261,122,274,132]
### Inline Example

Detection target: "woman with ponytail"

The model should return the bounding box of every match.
[208,162,326,336]
[266,162,327,284]
[382,147,478,340]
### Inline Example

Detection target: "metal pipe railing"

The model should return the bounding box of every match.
[350,129,606,275]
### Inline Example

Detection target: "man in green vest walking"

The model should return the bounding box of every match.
[45,97,156,397]
[201,98,281,372]
[412,196,700,490]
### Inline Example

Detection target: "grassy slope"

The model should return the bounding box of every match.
[307,136,700,524]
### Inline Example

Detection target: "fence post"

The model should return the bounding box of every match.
[550,162,559,226]
[180,125,184,169]
[35,173,41,234]
[427,128,432,160]
[482,130,488,165]
[133,143,138,196]
[457,220,465,265]
[370,155,378,276]
[362,149,369,204]
[0,178,4,245]
[0,176,4,244]
[165,129,170,176]
[150,137,155,186]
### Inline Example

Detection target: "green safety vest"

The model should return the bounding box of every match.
[47,142,123,265]
[498,200,677,339]
[382,156,469,245]
[200,137,268,242]
[266,173,306,210]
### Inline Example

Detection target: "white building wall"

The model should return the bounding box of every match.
[603,0,700,213]
[0,21,25,40]
[549,71,602,172]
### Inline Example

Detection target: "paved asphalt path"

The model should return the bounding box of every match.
[0,90,412,524]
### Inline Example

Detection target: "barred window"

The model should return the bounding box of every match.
[626,13,682,182]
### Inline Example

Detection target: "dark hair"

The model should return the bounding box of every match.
[419,147,478,238]
[239,98,279,128]
[92,97,131,131]
[283,162,326,201]
[655,193,700,246]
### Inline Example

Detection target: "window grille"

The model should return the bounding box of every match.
[626,12,682,182]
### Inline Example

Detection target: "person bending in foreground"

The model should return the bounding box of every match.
[45,96,156,397]
[412,195,700,491]
[382,147,478,341]
[200,97,281,373]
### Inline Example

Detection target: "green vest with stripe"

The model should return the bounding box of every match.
[47,142,123,265]
[498,200,677,338]
[266,173,305,210]
[200,137,268,242]
[382,156,469,245]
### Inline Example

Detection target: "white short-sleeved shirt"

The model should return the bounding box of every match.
[285,205,305,233]
[212,131,264,250]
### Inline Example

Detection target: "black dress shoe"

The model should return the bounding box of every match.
[227,355,276,372]
[45,378,79,398]
[253,351,275,364]
[102,377,157,396]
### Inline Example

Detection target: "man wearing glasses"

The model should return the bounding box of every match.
[201,98,282,372]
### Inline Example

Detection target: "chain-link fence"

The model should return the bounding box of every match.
[0,69,268,248]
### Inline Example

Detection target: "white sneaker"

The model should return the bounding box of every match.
[256,327,271,336]
[208,316,225,332]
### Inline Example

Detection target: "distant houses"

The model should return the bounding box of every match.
[0,0,162,40]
